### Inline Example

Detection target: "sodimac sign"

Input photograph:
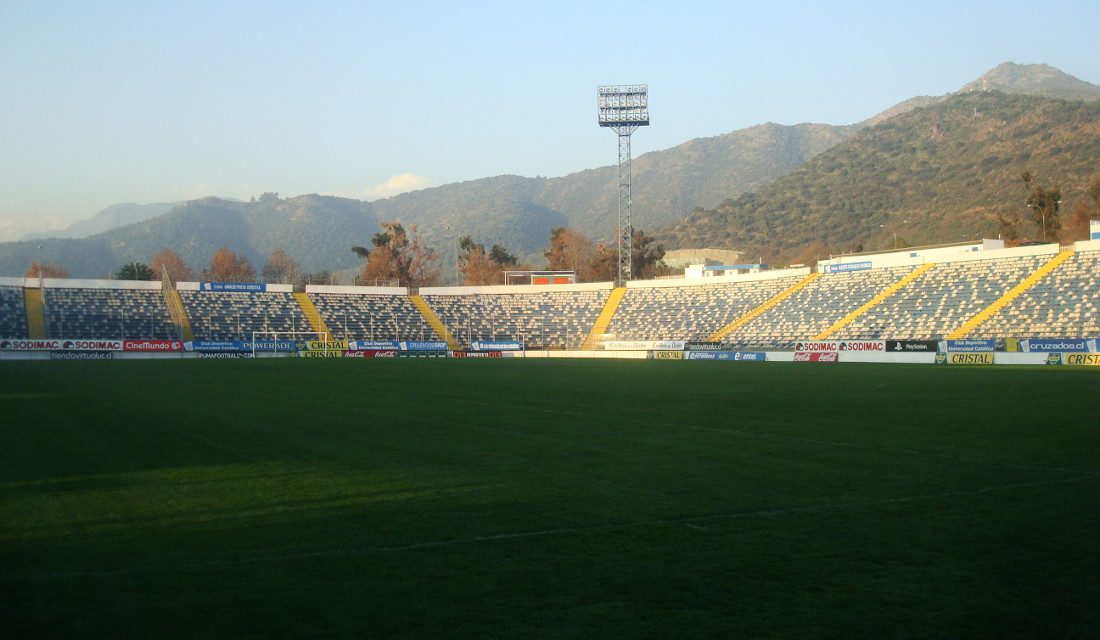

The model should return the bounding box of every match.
[1,339,123,351]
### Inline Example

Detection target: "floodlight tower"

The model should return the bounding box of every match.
[598,84,649,285]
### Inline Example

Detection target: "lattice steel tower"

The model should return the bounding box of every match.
[597,85,649,284]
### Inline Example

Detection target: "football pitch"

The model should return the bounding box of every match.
[1,359,1097,638]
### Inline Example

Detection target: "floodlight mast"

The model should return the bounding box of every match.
[598,84,649,285]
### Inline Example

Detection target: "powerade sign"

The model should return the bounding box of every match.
[469,340,524,352]
[400,341,449,351]
[200,282,267,292]
[945,339,995,352]
[684,351,766,361]
[1018,338,1095,353]
[824,261,872,274]
[184,340,296,352]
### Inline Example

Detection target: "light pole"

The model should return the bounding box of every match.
[1027,200,1061,241]
[880,219,909,249]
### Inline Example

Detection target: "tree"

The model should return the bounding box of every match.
[457,236,522,285]
[202,247,256,282]
[150,248,194,282]
[351,245,371,260]
[1061,200,1092,242]
[115,262,154,280]
[1025,185,1062,242]
[261,248,301,284]
[361,222,439,287]
[631,229,668,279]
[544,228,596,274]
[1089,177,1100,213]
[24,262,68,278]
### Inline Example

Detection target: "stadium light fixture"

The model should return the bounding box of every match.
[598,84,649,284]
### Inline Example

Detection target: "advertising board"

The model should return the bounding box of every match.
[400,340,450,351]
[824,261,872,274]
[792,341,838,352]
[468,340,524,352]
[684,341,723,351]
[1064,353,1100,366]
[837,340,884,352]
[684,351,766,361]
[1018,338,1094,353]
[185,340,296,352]
[649,350,684,360]
[298,350,342,358]
[198,352,254,359]
[451,351,502,358]
[299,340,349,351]
[348,340,401,351]
[200,282,267,292]
[885,340,938,352]
[937,352,994,365]
[793,352,838,362]
[604,340,685,351]
[398,351,449,358]
[123,339,183,352]
[1,339,123,351]
[945,339,995,352]
[343,350,398,358]
[50,351,113,360]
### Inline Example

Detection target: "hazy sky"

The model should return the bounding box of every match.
[1,0,1098,239]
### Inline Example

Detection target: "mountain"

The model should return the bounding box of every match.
[659,92,1100,264]
[0,195,380,278]
[22,202,178,240]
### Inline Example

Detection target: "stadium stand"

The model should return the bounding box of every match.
[831,256,1047,340]
[308,292,440,341]
[180,290,309,340]
[43,287,178,339]
[724,266,919,349]
[1,285,29,338]
[606,275,804,342]
[967,249,1100,339]
[422,287,610,349]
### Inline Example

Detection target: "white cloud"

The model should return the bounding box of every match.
[364,173,431,199]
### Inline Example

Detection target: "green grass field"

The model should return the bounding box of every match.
[1,359,1097,638]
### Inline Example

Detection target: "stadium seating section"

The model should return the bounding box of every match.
[43,288,177,339]
[3,248,1098,346]
[607,276,802,342]
[180,291,308,341]
[1,285,29,338]
[309,293,440,341]
[423,290,609,349]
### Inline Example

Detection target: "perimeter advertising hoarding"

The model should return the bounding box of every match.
[343,350,397,358]
[944,339,995,352]
[792,341,839,352]
[123,340,183,352]
[400,341,449,351]
[469,340,524,352]
[824,261,872,274]
[684,351,766,361]
[184,340,297,352]
[1,339,123,351]
[451,351,502,358]
[200,282,267,293]
[51,351,113,360]
[348,340,401,351]
[1064,353,1100,366]
[885,340,939,352]
[299,340,349,351]
[649,350,684,360]
[298,350,342,358]
[793,352,838,362]
[936,352,994,365]
[198,352,254,359]
[1017,338,1095,353]
[398,351,448,358]
[684,341,723,351]
[604,340,685,351]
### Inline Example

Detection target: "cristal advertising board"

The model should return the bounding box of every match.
[936,352,994,365]
[885,340,938,352]
[1064,353,1100,366]
[1017,338,1095,353]
[604,340,685,351]
[824,261,872,274]
[299,340,349,351]
[944,339,995,352]
[469,340,524,352]
[684,351,766,361]
[123,339,183,352]
[200,282,267,292]
[793,352,838,362]
[1,339,123,351]
[298,350,342,358]
[649,350,684,360]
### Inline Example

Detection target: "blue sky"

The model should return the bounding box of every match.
[1,0,1098,238]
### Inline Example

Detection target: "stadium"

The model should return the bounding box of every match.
[2,229,1099,637]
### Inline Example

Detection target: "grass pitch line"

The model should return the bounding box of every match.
[7,474,1096,582]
